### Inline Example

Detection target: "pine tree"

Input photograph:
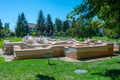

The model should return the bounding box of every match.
[62,20,70,32]
[46,14,54,36]
[15,14,21,37]
[0,19,3,29]
[15,13,29,37]
[55,18,62,33]
[36,10,46,35]
[21,12,29,36]
[0,19,3,39]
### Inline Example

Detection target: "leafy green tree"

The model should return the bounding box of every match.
[55,18,62,35]
[66,18,86,41]
[4,23,10,37]
[36,10,46,35]
[46,14,54,35]
[68,0,120,39]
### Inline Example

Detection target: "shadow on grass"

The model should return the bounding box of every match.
[116,61,120,64]
[48,63,56,66]
[91,69,120,80]
[36,74,55,80]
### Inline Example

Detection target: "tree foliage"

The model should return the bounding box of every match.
[4,23,10,37]
[55,18,62,35]
[68,0,120,39]
[0,19,3,38]
[62,20,70,33]
[0,19,3,30]
[36,10,46,35]
[15,13,29,37]
[46,14,54,35]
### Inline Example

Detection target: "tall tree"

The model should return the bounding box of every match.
[0,19,3,30]
[36,10,46,35]
[15,14,21,37]
[21,12,29,36]
[15,13,29,37]
[4,23,10,37]
[55,18,62,35]
[46,14,54,35]
[62,20,70,32]
[0,19,3,39]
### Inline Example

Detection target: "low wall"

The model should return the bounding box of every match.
[14,45,64,60]
[2,41,50,55]
[65,43,114,60]
[2,41,26,55]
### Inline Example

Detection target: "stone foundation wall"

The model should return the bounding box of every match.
[2,41,26,55]
[14,45,64,60]
[65,43,113,60]
[2,41,50,55]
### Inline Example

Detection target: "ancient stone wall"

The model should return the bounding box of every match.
[14,45,65,60]
[65,43,114,60]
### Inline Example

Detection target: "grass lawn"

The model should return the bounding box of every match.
[52,36,120,44]
[0,57,5,63]
[0,56,120,80]
[0,37,22,48]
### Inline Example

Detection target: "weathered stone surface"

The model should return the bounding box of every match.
[2,37,114,60]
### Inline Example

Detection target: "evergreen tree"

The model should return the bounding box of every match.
[0,19,3,29]
[4,23,10,37]
[46,14,53,35]
[15,13,29,37]
[55,18,62,34]
[36,10,46,35]
[62,20,70,32]
[0,19,3,39]
[21,12,29,36]
[15,14,21,37]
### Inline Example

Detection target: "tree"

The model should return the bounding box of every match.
[55,18,62,35]
[21,12,29,36]
[0,19,3,39]
[46,14,54,36]
[65,18,86,41]
[62,20,70,33]
[68,0,120,39]
[15,13,29,37]
[91,19,104,37]
[36,10,46,35]
[4,23,10,37]
[76,18,86,41]
[15,14,21,37]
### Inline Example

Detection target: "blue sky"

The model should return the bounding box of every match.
[0,0,81,31]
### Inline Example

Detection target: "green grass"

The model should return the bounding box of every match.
[52,36,120,44]
[92,37,120,44]
[0,56,120,80]
[0,37,22,48]
[0,57,5,63]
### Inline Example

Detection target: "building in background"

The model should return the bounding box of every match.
[28,23,36,35]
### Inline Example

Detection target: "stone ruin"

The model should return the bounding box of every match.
[2,36,114,60]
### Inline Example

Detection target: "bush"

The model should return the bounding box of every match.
[105,28,119,39]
